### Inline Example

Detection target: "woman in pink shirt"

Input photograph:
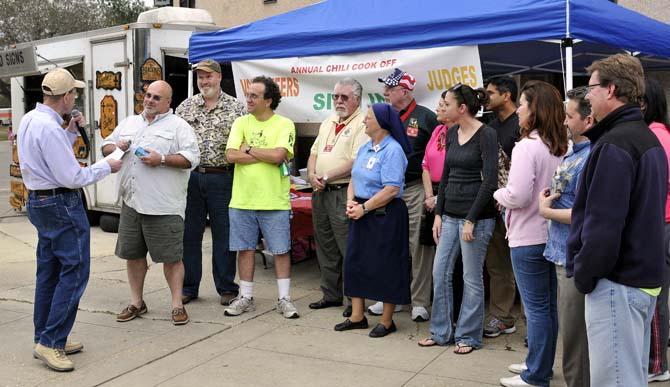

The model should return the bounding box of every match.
[643,78,670,383]
[494,81,567,387]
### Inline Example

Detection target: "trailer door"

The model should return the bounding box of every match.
[90,36,128,210]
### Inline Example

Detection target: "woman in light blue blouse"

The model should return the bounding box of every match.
[333,103,412,338]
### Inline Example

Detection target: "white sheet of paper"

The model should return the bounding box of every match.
[104,148,125,161]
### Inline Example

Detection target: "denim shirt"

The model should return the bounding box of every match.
[544,140,591,266]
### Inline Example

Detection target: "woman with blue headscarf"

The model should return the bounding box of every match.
[333,103,412,338]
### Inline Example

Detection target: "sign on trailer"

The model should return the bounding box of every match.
[0,47,38,78]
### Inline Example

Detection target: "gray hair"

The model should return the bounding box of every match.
[335,78,363,99]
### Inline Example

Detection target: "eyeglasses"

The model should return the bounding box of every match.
[586,83,602,91]
[245,93,262,100]
[144,92,165,102]
[332,94,351,102]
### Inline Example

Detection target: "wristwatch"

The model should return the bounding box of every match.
[245,146,252,154]
[361,203,369,214]
[160,154,166,166]
[322,174,329,185]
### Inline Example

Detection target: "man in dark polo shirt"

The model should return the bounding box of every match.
[482,76,520,338]
[368,68,438,321]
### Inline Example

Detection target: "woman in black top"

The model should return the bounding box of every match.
[418,83,498,354]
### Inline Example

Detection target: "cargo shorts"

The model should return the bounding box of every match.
[115,203,183,263]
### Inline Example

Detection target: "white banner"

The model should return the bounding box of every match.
[232,45,483,123]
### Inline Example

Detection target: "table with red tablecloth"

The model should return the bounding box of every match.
[290,190,315,263]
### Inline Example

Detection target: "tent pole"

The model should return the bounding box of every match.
[188,66,194,98]
[564,0,573,93]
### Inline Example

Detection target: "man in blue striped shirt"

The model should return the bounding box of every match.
[17,68,121,372]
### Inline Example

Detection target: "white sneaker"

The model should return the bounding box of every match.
[500,375,538,387]
[224,296,255,316]
[367,301,402,316]
[649,370,670,382]
[276,297,300,319]
[411,306,430,322]
[507,362,528,374]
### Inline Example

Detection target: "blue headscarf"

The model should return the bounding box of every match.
[371,103,412,155]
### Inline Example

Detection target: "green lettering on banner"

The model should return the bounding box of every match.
[313,93,326,110]
[367,93,385,104]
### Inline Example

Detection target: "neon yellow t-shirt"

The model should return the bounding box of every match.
[227,113,295,210]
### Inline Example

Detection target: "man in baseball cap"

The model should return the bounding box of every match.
[41,68,86,96]
[367,68,439,323]
[191,58,222,74]
[20,66,121,371]
[176,58,246,308]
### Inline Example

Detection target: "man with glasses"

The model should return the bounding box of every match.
[224,76,299,319]
[102,80,200,326]
[19,68,122,371]
[374,68,439,321]
[567,54,667,386]
[306,78,369,317]
[175,59,246,307]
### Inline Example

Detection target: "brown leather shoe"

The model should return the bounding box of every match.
[172,307,189,325]
[116,301,147,322]
[220,292,238,306]
[181,295,197,304]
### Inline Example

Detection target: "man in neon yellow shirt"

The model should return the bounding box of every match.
[225,76,298,318]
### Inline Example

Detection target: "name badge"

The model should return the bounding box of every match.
[366,157,377,169]
[323,144,334,152]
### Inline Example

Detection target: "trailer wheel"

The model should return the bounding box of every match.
[79,190,100,226]
[99,214,120,233]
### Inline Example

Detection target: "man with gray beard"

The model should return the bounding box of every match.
[307,78,369,317]
[176,59,246,307]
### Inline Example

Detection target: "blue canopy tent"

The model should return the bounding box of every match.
[188,0,670,92]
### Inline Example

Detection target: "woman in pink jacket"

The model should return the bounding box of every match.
[644,78,670,384]
[494,81,568,387]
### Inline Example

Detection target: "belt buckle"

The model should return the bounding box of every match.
[197,166,206,173]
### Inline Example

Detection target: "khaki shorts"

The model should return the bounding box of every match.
[115,203,183,263]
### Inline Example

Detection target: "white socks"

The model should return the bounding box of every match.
[240,280,253,299]
[277,278,291,300]
[240,279,290,299]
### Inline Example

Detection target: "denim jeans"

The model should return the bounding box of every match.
[183,171,239,297]
[430,216,494,348]
[27,191,90,349]
[586,278,656,387]
[511,244,557,387]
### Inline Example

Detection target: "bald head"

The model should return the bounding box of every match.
[143,80,173,117]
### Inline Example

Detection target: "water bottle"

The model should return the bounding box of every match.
[279,161,290,177]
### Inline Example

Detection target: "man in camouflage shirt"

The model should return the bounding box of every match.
[176,59,246,306]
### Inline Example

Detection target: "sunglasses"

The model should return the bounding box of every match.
[144,92,165,102]
[332,94,351,102]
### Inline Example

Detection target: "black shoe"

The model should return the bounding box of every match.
[334,317,369,331]
[220,292,238,306]
[309,299,343,309]
[342,305,352,317]
[369,321,397,338]
[181,295,197,305]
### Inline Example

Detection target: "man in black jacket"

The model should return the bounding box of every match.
[566,54,668,387]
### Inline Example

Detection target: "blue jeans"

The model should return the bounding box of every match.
[27,191,90,349]
[430,216,494,348]
[586,278,656,387]
[511,244,557,387]
[183,171,238,297]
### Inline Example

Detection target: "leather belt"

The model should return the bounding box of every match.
[322,183,348,192]
[30,187,76,196]
[197,165,234,174]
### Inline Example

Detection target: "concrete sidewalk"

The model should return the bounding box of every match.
[0,215,665,387]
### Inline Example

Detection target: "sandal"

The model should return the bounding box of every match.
[418,338,438,347]
[453,343,474,355]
